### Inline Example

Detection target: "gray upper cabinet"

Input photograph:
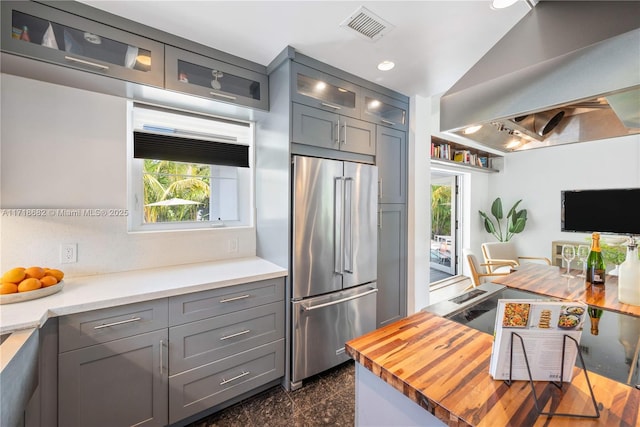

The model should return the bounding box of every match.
[292,103,376,155]
[291,62,360,119]
[362,89,408,131]
[1,1,164,87]
[376,126,407,203]
[165,45,268,111]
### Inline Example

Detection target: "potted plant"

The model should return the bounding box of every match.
[479,197,527,242]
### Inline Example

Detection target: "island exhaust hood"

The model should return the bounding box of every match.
[440,1,640,152]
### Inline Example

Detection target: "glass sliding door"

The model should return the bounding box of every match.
[430,174,458,279]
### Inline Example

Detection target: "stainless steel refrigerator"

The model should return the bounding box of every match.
[291,155,378,389]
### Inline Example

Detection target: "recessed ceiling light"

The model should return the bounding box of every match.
[463,125,483,135]
[377,61,395,71]
[505,139,522,149]
[491,0,519,9]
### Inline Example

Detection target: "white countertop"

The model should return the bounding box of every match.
[0,257,287,334]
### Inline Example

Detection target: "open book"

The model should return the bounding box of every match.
[489,299,588,382]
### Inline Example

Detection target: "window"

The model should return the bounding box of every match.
[128,103,253,231]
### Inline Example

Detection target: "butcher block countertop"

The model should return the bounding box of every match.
[346,310,640,427]
[492,263,640,318]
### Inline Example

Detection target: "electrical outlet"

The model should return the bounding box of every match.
[228,238,239,253]
[61,243,77,264]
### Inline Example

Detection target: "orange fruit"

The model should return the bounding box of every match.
[44,268,64,282]
[0,282,18,294]
[18,278,42,292]
[24,267,46,280]
[2,267,26,283]
[40,276,58,287]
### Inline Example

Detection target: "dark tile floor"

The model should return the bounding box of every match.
[189,361,355,427]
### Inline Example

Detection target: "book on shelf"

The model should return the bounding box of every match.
[489,299,587,382]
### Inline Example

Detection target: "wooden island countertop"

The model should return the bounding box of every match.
[346,265,640,426]
[492,263,640,317]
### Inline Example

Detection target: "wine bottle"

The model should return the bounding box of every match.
[586,232,606,287]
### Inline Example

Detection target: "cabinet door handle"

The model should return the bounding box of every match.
[321,102,341,110]
[220,371,250,385]
[378,209,382,229]
[93,317,142,329]
[219,294,250,303]
[209,91,237,100]
[381,119,396,126]
[342,123,347,145]
[378,178,383,199]
[159,339,164,375]
[219,329,251,341]
[335,118,340,144]
[64,56,110,71]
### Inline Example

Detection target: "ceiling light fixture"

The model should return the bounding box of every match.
[505,139,522,150]
[463,125,483,135]
[315,81,327,91]
[491,0,519,9]
[377,60,395,71]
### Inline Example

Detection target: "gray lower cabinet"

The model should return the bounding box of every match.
[168,278,285,423]
[377,204,407,328]
[58,300,169,427]
[58,329,168,427]
[292,103,376,155]
[57,278,286,426]
[376,127,407,204]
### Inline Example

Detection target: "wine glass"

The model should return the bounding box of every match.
[561,244,576,278]
[576,245,589,278]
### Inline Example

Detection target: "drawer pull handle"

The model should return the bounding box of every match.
[381,119,396,126]
[220,329,251,341]
[209,91,237,100]
[94,317,142,329]
[219,294,250,303]
[321,102,341,110]
[64,56,110,71]
[220,371,250,385]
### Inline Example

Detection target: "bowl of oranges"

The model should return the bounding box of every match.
[0,267,64,304]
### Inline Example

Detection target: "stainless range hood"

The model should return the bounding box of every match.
[440,1,640,152]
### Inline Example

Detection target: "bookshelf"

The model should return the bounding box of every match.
[430,136,502,173]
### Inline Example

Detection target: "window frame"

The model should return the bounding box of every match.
[127,102,255,233]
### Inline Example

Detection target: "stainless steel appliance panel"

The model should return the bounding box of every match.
[292,156,344,299]
[291,284,377,384]
[342,161,378,289]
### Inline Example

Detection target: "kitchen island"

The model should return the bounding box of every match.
[346,265,640,426]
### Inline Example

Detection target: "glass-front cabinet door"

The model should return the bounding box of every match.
[291,62,360,119]
[165,46,268,111]
[1,1,164,87]
[362,90,408,130]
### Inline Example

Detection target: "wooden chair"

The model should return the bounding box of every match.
[463,248,515,289]
[481,241,551,273]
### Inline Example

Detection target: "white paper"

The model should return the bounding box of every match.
[41,22,58,49]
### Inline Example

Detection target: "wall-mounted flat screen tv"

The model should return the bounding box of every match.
[561,188,640,235]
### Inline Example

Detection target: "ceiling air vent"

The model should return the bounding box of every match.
[340,6,394,42]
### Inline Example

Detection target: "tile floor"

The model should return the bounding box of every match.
[188,361,355,427]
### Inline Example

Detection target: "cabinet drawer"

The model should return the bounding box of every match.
[169,278,284,326]
[59,299,168,352]
[168,339,284,424]
[169,301,284,375]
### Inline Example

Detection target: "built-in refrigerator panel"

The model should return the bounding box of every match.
[292,156,344,299]
[342,161,378,289]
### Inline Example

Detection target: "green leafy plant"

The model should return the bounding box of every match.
[479,197,527,242]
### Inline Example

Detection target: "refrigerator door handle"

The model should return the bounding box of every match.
[334,177,344,274]
[344,177,354,273]
[300,287,378,311]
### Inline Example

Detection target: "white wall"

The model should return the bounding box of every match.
[0,74,256,277]
[487,135,640,259]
